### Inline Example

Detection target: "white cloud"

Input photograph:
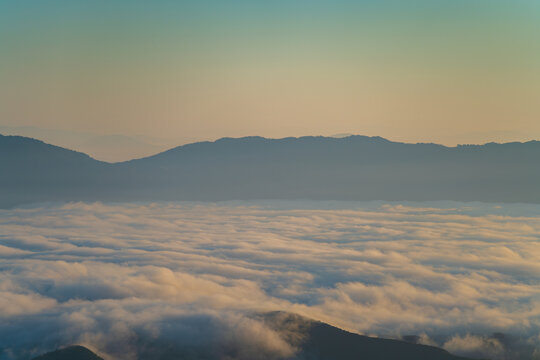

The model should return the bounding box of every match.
[0,201,539,359]
[444,335,505,360]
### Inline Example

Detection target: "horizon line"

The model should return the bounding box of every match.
[2,132,539,164]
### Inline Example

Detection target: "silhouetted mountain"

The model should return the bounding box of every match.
[30,314,480,360]
[32,346,103,360]
[0,134,111,206]
[0,126,168,162]
[2,134,539,206]
[262,312,475,360]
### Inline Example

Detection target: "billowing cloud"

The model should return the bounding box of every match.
[0,201,539,359]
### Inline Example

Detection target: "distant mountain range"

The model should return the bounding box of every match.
[31,313,476,360]
[0,125,189,162]
[1,133,539,207]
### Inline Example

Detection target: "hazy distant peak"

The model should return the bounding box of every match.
[0,133,96,161]
[0,127,173,163]
[330,133,354,138]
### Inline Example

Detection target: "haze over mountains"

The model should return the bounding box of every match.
[1,133,539,207]
[0,126,187,162]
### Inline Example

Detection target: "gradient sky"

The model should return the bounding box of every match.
[2,0,540,146]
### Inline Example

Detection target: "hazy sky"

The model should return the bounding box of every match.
[2,0,540,146]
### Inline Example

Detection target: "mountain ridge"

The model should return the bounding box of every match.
[1,133,539,206]
[4,133,540,164]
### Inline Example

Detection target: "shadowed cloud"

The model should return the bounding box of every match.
[0,201,538,359]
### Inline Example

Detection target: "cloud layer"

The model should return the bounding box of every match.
[0,201,539,359]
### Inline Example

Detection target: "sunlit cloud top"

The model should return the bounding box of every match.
[0,201,539,359]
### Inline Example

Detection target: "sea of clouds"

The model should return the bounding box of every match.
[0,201,539,360]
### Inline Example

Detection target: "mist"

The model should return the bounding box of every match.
[0,201,539,359]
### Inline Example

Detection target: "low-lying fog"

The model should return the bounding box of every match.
[1,201,539,360]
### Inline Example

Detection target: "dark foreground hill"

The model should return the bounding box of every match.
[34,312,476,360]
[2,133,539,206]
[264,312,475,360]
[32,346,103,360]
[32,313,477,360]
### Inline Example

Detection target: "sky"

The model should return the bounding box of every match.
[1,201,539,359]
[2,0,540,153]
